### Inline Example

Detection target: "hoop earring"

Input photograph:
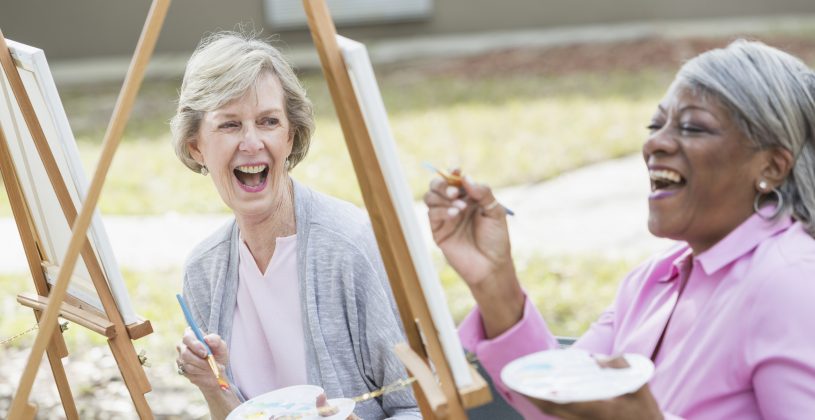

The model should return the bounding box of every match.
[200,165,209,176]
[753,187,784,220]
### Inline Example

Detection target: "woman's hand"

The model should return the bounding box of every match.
[424,176,512,287]
[424,175,524,337]
[528,383,664,420]
[315,393,361,420]
[176,327,230,394]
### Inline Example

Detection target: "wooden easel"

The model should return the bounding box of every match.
[302,1,492,418]
[0,1,170,418]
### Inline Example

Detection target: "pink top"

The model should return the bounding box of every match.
[230,234,307,399]
[459,214,815,419]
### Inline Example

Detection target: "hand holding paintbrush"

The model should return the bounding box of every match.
[176,294,231,392]
[423,163,525,338]
[422,162,514,216]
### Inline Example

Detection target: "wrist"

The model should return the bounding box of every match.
[470,262,522,303]
[201,384,232,400]
[470,263,525,339]
[202,386,239,420]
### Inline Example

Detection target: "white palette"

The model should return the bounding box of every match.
[227,385,355,420]
[501,348,654,404]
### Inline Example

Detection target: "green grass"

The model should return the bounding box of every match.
[0,68,671,216]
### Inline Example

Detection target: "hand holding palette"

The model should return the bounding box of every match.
[500,348,654,404]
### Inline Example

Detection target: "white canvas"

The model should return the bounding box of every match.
[337,35,473,388]
[0,39,137,324]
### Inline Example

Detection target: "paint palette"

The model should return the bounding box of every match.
[500,348,654,404]
[227,385,355,420]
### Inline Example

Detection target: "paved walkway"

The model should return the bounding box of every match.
[0,153,672,274]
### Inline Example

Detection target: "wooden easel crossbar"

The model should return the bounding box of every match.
[0,1,170,418]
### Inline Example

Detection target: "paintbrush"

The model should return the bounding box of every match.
[421,162,515,216]
[176,294,230,391]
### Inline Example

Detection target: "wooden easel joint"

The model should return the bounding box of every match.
[138,349,151,367]
[394,342,492,418]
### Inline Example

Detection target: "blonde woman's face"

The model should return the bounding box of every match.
[189,72,293,220]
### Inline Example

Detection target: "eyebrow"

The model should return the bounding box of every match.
[211,108,284,119]
[678,104,713,113]
[655,104,717,117]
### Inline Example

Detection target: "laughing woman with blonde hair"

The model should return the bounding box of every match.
[171,31,419,420]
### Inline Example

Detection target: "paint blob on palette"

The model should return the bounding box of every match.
[500,348,655,404]
[227,385,355,420]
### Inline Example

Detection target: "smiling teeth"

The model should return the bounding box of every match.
[236,165,266,174]
[649,169,682,183]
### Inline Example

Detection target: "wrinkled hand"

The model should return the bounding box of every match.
[527,356,663,420]
[176,327,229,394]
[423,175,513,288]
[315,393,361,420]
[424,174,525,337]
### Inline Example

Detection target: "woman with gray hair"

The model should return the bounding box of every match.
[425,39,815,419]
[172,32,419,419]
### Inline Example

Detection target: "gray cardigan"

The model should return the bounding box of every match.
[182,180,420,419]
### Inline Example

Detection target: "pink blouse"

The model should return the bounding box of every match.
[459,214,815,419]
[230,234,307,399]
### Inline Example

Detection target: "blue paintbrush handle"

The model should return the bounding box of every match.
[177,294,213,355]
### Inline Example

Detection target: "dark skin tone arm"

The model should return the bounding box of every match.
[424,176,663,420]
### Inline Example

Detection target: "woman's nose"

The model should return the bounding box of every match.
[239,126,265,153]
[642,126,678,159]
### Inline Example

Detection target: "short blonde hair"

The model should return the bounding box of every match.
[170,31,314,172]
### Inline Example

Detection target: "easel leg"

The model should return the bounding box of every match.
[108,332,153,420]
[31,308,80,419]
[44,334,79,419]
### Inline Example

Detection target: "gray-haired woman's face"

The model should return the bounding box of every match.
[187,73,294,220]
[642,83,770,254]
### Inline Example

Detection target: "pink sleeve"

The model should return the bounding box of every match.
[747,265,815,418]
[458,295,680,419]
[458,296,560,419]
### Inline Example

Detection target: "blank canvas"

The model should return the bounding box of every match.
[337,35,473,388]
[0,39,137,324]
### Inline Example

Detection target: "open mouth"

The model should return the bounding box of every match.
[233,164,269,189]
[649,169,686,192]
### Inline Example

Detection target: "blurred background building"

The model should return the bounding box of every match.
[3,0,815,84]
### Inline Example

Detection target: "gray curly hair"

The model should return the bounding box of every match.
[676,39,815,237]
[170,31,314,172]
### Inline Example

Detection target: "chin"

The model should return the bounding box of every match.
[647,216,677,240]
